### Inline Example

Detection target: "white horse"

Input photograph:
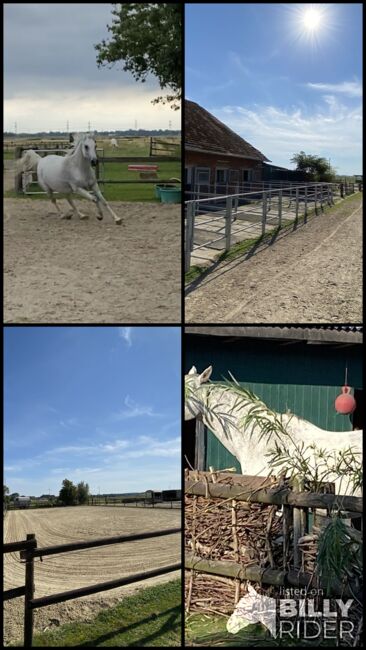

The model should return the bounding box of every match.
[110,138,118,149]
[37,133,122,224]
[185,366,362,496]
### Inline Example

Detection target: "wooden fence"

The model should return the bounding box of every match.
[185,471,362,603]
[4,527,181,647]
[14,148,180,193]
[149,137,180,157]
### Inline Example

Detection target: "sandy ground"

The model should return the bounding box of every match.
[4,197,181,323]
[185,195,362,323]
[4,507,181,645]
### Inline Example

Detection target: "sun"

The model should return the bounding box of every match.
[302,7,322,31]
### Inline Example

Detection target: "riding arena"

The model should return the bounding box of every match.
[4,135,181,323]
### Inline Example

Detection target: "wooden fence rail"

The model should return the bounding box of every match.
[4,527,181,647]
[185,479,362,513]
[185,552,360,600]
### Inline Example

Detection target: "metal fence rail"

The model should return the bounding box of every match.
[184,181,355,272]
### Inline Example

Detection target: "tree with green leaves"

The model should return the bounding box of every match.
[76,481,90,505]
[290,151,336,182]
[95,3,182,109]
[4,485,10,505]
[59,479,78,506]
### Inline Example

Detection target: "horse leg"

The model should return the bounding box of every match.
[47,192,71,219]
[66,197,89,220]
[71,187,104,222]
[91,184,122,225]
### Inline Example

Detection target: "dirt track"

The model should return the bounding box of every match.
[185,195,362,323]
[4,507,180,645]
[4,198,181,323]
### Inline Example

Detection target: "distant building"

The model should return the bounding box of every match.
[145,490,163,502]
[14,496,31,509]
[162,489,181,501]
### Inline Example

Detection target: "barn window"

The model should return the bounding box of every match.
[229,169,239,183]
[216,168,228,184]
[242,169,252,182]
[196,167,210,184]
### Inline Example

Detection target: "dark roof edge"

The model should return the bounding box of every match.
[185,145,270,162]
[185,326,363,344]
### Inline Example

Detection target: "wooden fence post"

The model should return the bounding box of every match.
[292,478,307,570]
[24,533,36,647]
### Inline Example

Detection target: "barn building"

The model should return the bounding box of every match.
[185,99,269,198]
[185,326,363,472]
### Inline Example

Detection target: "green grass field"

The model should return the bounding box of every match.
[3,137,181,202]
[11,580,181,647]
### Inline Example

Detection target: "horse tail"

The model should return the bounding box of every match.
[16,150,41,174]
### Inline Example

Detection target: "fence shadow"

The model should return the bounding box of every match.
[76,605,181,647]
[185,211,315,296]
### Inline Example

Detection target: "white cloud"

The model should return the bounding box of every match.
[211,96,362,174]
[99,439,130,452]
[306,81,362,98]
[113,395,162,420]
[118,327,132,347]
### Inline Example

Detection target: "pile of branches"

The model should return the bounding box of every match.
[185,470,289,614]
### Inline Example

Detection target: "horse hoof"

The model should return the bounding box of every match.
[61,214,72,220]
[115,219,122,225]
[79,214,89,220]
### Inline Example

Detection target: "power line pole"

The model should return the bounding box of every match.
[88,120,91,132]
[66,120,69,133]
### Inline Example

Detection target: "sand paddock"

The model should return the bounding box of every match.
[4,198,181,323]
[4,506,181,645]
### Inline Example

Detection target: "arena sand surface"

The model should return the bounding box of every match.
[4,198,181,323]
[4,507,181,645]
[185,195,362,323]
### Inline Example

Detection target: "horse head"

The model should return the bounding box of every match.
[184,365,212,420]
[74,133,98,167]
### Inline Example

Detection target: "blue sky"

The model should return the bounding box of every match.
[4,327,181,496]
[186,3,362,174]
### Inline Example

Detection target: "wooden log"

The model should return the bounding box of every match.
[292,476,307,570]
[185,553,361,599]
[185,480,362,513]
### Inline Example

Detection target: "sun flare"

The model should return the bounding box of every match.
[302,8,322,31]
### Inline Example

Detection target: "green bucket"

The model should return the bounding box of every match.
[154,183,177,199]
[159,186,181,204]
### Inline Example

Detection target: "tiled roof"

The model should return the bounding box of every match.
[185,100,269,162]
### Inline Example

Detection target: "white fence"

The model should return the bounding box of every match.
[184,181,355,272]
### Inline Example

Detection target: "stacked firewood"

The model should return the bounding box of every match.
[185,470,288,614]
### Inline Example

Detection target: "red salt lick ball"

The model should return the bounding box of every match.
[334,386,356,414]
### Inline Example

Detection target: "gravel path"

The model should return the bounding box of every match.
[185,195,362,323]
